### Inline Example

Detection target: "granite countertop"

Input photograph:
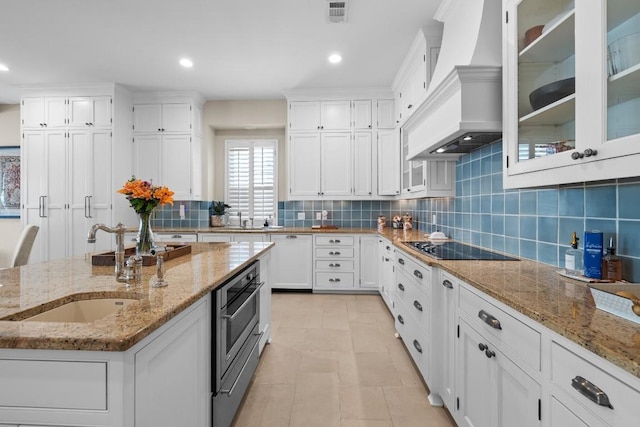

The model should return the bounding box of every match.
[379,228,640,379]
[0,242,273,352]
[154,226,379,234]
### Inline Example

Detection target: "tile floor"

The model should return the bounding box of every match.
[232,292,456,427]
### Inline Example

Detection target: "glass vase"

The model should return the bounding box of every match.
[136,211,155,255]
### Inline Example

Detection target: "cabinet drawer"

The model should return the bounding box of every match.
[551,341,640,426]
[396,268,430,326]
[199,233,232,242]
[394,298,429,380]
[0,359,107,410]
[315,248,354,258]
[155,233,198,243]
[459,285,541,371]
[315,272,355,288]
[315,260,355,271]
[315,235,355,246]
[395,251,431,292]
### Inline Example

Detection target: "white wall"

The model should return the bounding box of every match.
[0,104,21,267]
[202,100,287,200]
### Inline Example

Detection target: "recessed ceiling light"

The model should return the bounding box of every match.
[463,135,473,141]
[179,58,193,68]
[328,54,342,64]
[0,64,9,72]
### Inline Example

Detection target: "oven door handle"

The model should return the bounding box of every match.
[219,331,264,396]
[222,281,265,321]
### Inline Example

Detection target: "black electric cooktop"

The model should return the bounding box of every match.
[403,241,520,261]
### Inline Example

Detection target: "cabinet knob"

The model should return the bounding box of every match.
[485,349,496,359]
[397,315,404,325]
[398,283,405,292]
[584,148,598,157]
[478,343,488,351]
[407,104,413,109]
[413,339,423,353]
[571,151,583,160]
[158,128,162,132]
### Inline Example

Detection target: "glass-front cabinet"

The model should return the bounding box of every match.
[503,0,640,188]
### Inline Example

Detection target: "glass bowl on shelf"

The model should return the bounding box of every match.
[608,32,640,77]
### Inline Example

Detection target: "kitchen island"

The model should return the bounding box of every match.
[0,242,273,427]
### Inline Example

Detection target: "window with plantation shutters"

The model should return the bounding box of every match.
[225,140,277,224]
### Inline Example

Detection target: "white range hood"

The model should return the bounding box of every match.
[406,0,503,160]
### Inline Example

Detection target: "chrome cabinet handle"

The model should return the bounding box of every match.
[171,234,182,238]
[442,279,453,289]
[571,376,613,409]
[84,196,93,218]
[397,315,404,325]
[328,278,341,283]
[398,258,405,265]
[39,196,44,217]
[329,239,341,243]
[478,309,502,330]
[220,331,264,396]
[398,283,405,292]
[328,251,341,255]
[413,300,423,311]
[413,339,422,353]
[39,196,47,218]
[328,263,341,267]
[413,270,423,279]
[286,235,298,239]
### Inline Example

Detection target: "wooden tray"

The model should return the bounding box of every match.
[91,244,192,266]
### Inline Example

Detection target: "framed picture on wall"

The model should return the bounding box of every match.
[0,146,20,218]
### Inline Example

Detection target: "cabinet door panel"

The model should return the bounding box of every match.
[495,347,541,427]
[270,235,312,289]
[161,134,192,199]
[353,132,373,196]
[377,130,400,195]
[22,97,45,128]
[359,236,378,289]
[321,100,351,130]
[134,104,162,133]
[68,97,93,127]
[289,101,320,131]
[377,99,396,129]
[91,96,112,128]
[44,97,67,128]
[134,134,161,184]
[68,130,91,256]
[289,133,321,197]
[353,99,372,129]
[320,132,351,196]
[162,103,191,132]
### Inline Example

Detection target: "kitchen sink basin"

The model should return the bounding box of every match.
[21,298,139,323]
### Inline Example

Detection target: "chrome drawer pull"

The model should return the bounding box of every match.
[171,234,182,238]
[413,270,423,279]
[413,300,423,311]
[328,251,341,255]
[413,339,423,353]
[478,309,502,330]
[328,263,341,267]
[442,279,453,289]
[572,376,613,409]
[328,278,341,283]
[398,258,405,265]
[397,315,404,325]
[286,235,298,239]
[329,239,341,243]
[397,283,405,292]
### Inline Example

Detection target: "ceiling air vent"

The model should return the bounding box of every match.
[327,1,348,23]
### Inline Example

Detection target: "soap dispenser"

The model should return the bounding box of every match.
[602,237,622,281]
[564,231,583,276]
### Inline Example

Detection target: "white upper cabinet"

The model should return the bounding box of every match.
[21,97,67,129]
[376,99,396,129]
[377,130,401,196]
[503,0,640,188]
[289,100,351,131]
[68,96,112,128]
[133,103,192,133]
[353,132,374,197]
[353,99,372,130]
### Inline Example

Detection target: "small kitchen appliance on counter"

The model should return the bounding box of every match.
[403,241,519,261]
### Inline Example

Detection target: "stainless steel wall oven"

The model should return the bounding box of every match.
[212,260,263,427]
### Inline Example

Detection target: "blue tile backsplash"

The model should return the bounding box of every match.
[153,140,640,281]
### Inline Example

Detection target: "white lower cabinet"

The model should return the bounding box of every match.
[313,235,357,291]
[0,295,210,427]
[198,233,267,243]
[270,234,313,289]
[377,237,395,312]
[456,318,541,427]
[134,296,210,427]
[358,235,378,289]
[432,270,457,410]
[198,233,233,243]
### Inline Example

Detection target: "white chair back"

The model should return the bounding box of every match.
[10,225,40,267]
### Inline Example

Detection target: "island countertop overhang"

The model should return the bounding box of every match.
[0,242,274,352]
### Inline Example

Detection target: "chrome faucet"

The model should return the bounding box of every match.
[88,223,130,283]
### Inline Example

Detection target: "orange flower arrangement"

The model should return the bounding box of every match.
[118,177,174,214]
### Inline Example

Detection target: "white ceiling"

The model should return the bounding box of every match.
[0,0,443,103]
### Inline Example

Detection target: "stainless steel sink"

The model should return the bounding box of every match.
[20,298,139,323]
